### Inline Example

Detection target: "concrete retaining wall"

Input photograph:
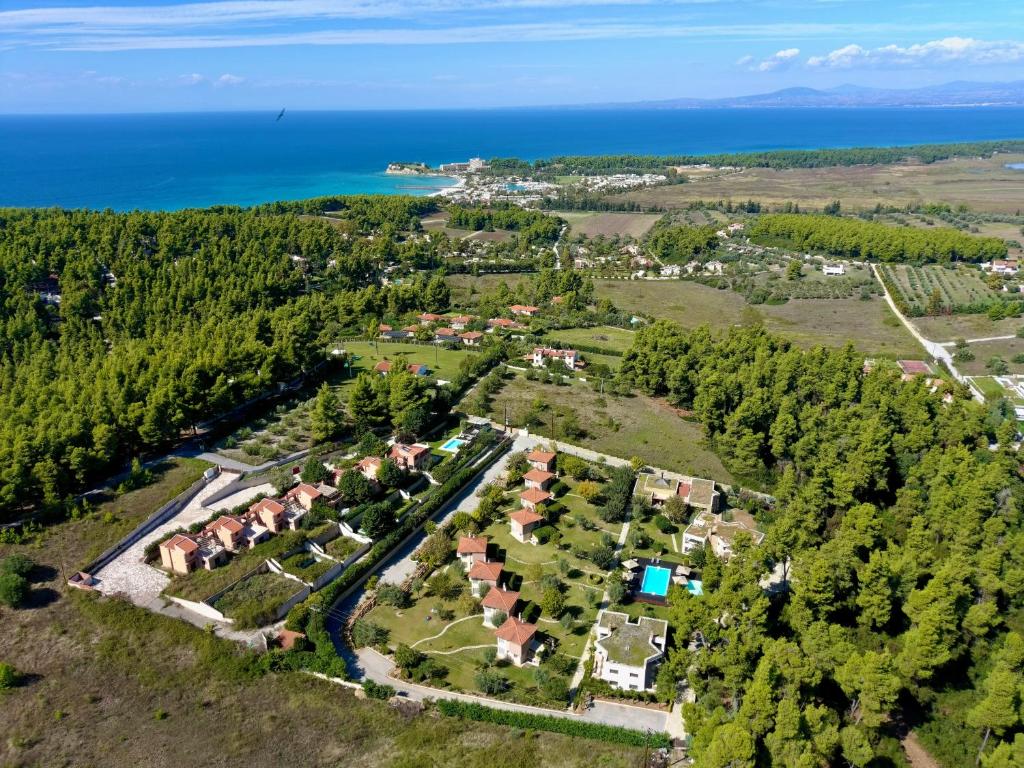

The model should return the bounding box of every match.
[168,595,231,623]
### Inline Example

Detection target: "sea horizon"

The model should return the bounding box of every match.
[3,106,1023,212]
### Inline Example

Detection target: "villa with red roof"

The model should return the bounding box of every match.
[523,468,555,492]
[448,314,475,330]
[526,450,556,473]
[355,456,383,483]
[509,304,539,316]
[897,360,934,380]
[481,587,520,627]
[249,497,287,533]
[417,312,443,324]
[487,317,525,331]
[530,347,579,370]
[159,533,227,575]
[374,360,429,377]
[510,508,545,543]
[520,487,552,512]
[467,559,504,597]
[494,616,539,666]
[389,442,432,472]
[459,331,483,347]
[206,514,267,552]
[456,535,489,569]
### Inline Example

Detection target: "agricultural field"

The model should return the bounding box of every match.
[420,210,516,242]
[605,154,1024,214]
[553,211,662,239]
[592,279,921,357]
[465,372,735,483]
[211,341,477,464]
[878,264,998,315]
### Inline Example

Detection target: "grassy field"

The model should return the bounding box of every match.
[544,326,636,354]
[553,211,662,239]
[421,211,516,242]
[879,264,998,314]
[593,279,921,357]
[955,338,1024,375]
[913,314,1024,342]
[469,372,735,482]
[446,273,536,308]
[0,512,641,768]
[607,154,1024,214]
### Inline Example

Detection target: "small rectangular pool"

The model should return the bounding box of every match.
[440,437,467,453]
[686,580,704,597]
[640,565,672,597]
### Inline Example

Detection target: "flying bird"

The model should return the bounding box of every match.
[276,108,286,122]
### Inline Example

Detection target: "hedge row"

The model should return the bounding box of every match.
[435,699,672,749]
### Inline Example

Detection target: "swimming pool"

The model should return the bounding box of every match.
[686,580,704,597]
[640,565,672,597]
[440,437,467,453]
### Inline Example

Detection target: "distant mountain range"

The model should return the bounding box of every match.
[591,80,1024,109]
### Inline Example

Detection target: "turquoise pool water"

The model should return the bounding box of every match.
[686,580,704,597]
[440,437,467,452]
[640,565,672,597]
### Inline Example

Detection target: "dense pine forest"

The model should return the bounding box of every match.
[0,199,445,518]
[618,322,1024,767]
[486,139,1024,176]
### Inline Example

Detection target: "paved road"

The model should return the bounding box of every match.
[375,435,532,587]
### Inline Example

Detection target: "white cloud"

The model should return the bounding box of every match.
[756,47,799,71]
[3,21,967,52]
[214,72,244,86]
[808,37,1024,68]
[179,72,206,85]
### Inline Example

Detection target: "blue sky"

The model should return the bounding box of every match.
[1,0,1023,112]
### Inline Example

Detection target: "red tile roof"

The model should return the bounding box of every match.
[162,533,199,553]
[481,587,520,612]
[520,488,552,505]
[467,560,504,582]
[390,443,430,459]
[510,508,544,526]
[527,450,556,464]
[293,483,322,500]
[677,481,691,499]
[374,360,392,373]
[457,535,489,555]
[460,331,483,340]
[494,616,537,645]
[251,498,285,516]
[208,515,244,534]
[898,360,933,375]
[523,469,555,484]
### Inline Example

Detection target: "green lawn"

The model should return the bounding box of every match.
[468,373,735,483]
[544,326,636,354]
[163,530,307,602]
[212,572,303,626]
[341,340,477,383]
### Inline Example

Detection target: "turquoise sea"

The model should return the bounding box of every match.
[2,107,1023,211]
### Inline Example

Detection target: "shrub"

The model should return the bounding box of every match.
[376,583,411,608]
[0,573,29,608]
[549,480,569,498]
[533,526,560,545]
[475,668,509,695]
[363,680,396,700]
[0,662,19,690]
[589,546,617,571]
[654,515,677,534]
[576,481,602,502]
[0,554,34,578]
[435,700,671,748]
